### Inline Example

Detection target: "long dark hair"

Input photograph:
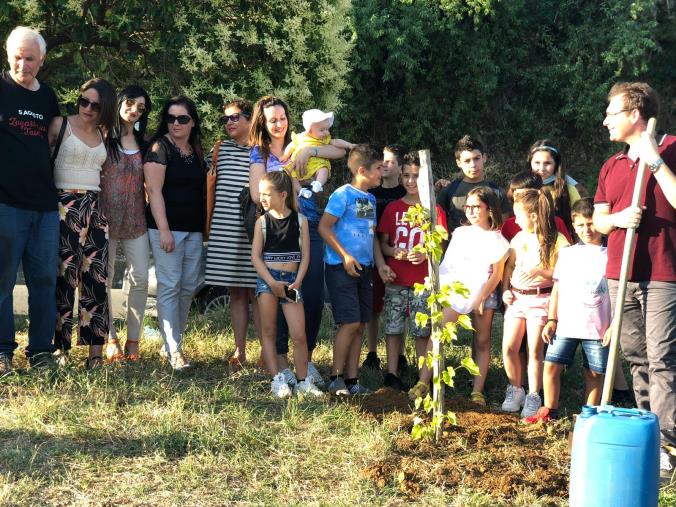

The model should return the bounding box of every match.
[79,78,116,136]
[514,188,558,269]
[261,171,297,212]
[149,95,203,165]
[248,95,292,164]
[108,84,152,162]
[466,186,503,230]
[528,139,572,235]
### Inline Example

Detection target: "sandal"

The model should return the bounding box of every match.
[470,391,487,406]
[227,355,246,372]
[85,356,104,370]
[124,339,140,362]
[105,339,125,364]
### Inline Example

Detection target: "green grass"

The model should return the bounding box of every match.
[1,310,674,506]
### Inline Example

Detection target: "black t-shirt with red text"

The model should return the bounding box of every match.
[0,71,60,211]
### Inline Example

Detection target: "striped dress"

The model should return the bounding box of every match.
[205,140,257,288]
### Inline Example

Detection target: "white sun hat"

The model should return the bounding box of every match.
[302,109,334,132]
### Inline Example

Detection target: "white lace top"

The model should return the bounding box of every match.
[53,119,107,191]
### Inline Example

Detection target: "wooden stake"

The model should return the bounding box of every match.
[418,149,444,440]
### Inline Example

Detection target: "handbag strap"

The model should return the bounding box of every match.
[51,116,68,166]
[209,139,222,175]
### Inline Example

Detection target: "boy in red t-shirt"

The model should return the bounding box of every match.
[377,152,448,390]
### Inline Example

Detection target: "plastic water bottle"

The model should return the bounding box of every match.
[569,405,659,507]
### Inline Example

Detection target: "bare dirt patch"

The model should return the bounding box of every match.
[357,389,570,500]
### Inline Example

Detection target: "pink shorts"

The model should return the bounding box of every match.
[503,291,550,326]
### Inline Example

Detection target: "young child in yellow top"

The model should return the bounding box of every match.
[282,109,353,198]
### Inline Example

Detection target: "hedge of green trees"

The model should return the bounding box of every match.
[1,0,673,190]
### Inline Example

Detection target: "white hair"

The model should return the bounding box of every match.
[6,26,47,59]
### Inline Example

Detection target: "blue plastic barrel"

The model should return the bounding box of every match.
[569,405,660,507]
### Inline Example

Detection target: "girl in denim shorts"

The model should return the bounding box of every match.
[251,172,321,398]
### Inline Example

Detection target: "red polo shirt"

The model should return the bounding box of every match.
[594,133,676,282]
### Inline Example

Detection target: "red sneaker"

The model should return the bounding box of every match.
[524,406,555,424]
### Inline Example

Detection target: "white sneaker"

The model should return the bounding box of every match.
[281,367,297,388]
[294,378,324,397]
[298,188,313,199]
[501,385,526,412]
[328,376,349,396]
[306,362,325,389]
[661,448,674,472]
[271,372,292,398]
[520,392,542,418]
[348,382,373,396]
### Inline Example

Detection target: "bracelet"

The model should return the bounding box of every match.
[648,157,664,174]
[547,318,558,324]
[313,147,318,157]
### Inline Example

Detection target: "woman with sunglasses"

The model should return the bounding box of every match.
[204,99,262,369]
[248,95,346,388]
[100,85,152,363]
[49,78,117,367]
[144,96,205,371]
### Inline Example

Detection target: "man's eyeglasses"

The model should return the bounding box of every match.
[124,98,146,114]
[166,114,191,125]
[77,96,101,113]
[605,108,632,118]
[221,113,250,124]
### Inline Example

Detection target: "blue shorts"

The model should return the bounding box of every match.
[255,269,303,304]
[545,336,609,374]
[325,264,373,324]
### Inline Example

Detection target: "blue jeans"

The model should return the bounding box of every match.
[0,203,59,358]
[148,229,203,355]
[298,193,319,225]
[276,223,324,354]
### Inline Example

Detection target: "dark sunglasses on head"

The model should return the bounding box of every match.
[166,114,191,125]
[220,113,250,124]
[124,98,147,113]
[77,96,101,113]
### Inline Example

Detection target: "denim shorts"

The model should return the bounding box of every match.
[383,284,431,338]
[325,264,373,324]
[255,269,303,304]
[545,335,609,374]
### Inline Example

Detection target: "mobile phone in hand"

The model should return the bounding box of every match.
[284,286,299,302]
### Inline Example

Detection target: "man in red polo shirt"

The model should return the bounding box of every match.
[593,82,676,477]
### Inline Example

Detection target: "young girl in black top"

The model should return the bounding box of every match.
[251,171,321,398]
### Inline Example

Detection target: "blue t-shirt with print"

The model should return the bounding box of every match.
[324,184,376,266]
[249,145,284,172]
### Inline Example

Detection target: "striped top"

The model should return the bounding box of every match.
[205,140,257,288]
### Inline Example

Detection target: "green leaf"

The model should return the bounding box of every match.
[446,412,458,426]
[456,314,474,331]
[460,357,481,376]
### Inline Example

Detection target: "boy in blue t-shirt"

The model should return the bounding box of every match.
[319,145,394,395]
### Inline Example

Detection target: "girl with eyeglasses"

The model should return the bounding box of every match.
[203,99,263,370]
[48,78,117,368]
[408,186,509,404]
[528,139,588,237]
[144,96,205,371]
[100,85,152,363]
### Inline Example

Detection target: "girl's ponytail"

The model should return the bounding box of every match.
[515,188,558,268]
[535,189,557,268]
[261,171,297,212]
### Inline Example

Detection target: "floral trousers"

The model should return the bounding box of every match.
[55,190,109,351]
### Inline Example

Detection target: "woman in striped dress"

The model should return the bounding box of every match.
[205,99,261,368]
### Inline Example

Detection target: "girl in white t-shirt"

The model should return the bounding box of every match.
[500,188,570,418]
[408,186,509,403]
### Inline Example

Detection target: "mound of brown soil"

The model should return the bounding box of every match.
[358,389,570,500]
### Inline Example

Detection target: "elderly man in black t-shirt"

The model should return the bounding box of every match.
[0,26,61,373]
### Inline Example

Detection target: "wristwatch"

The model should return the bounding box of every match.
[648,157,664,174]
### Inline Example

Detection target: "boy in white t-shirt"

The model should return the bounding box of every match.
[525,198,611,423]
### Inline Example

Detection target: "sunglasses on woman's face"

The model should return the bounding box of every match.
[166,114,191,125]
[221,113,250,124]
[124,98,146,113]
[77,96,101,113]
